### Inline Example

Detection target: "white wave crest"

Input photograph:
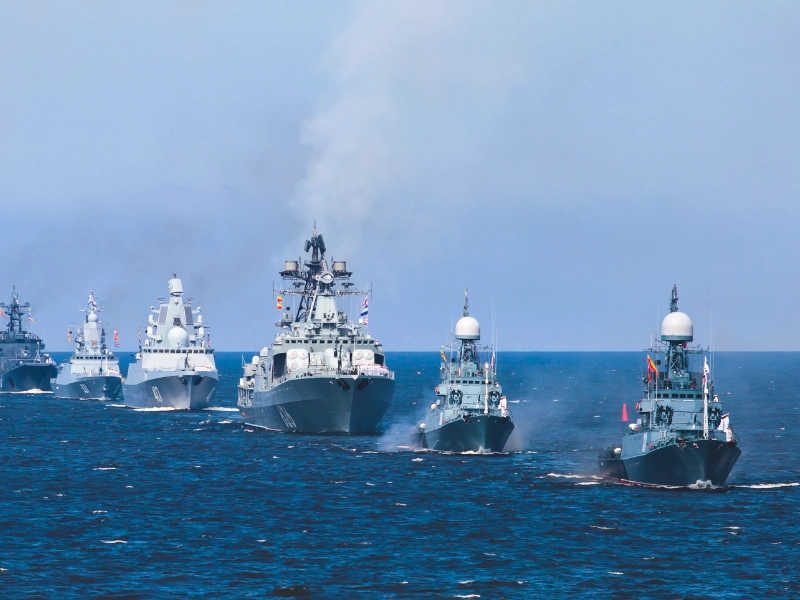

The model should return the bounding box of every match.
[203,407,239,412]
[107,404,125,407]
[93,468,116,471]
[412,458,424,462]
[2,389,51,394]
[577,481,600,486]
[101,540,127,544]
[454,596,480,599]
[133,407,175,412]
[735,482,799,489]
[547,473,585,479]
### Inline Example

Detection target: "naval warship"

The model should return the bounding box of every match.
[410,290,513,452]
[51,290,123,400]
[123,275,218,409]
[0,286,57,392]
[598,285,740,486]
[238,227,395,433]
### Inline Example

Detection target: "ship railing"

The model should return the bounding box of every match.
[355,364,393,378]
[278,364,395,383]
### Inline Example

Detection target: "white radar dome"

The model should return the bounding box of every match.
[661,311,693,342]
[455,316,480,340]
[87,312,98,322]
[167,326,189,347]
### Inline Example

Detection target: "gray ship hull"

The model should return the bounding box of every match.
[598,439,741,486]
[412,414,514,453]
[242,375,395,433]
[52,376,122,400]
[123,372,218,410]
[0,363,57,393]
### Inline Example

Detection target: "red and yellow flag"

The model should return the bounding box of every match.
[276,295,284,310]
[440,350,447,363]
[647,355,658,377]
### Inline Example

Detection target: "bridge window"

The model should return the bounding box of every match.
[679,394,686,399]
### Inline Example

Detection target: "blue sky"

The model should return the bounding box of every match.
[1,1,799,351]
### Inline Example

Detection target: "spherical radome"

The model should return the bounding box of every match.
[455,316,480,340]
[87,312,99,322]
[661,311,693,341]
[167,326,189,347]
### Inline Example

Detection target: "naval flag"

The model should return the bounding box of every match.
[114,329,120,348]
[360,296,369,327]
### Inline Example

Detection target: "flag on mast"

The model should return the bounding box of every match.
[647,355,658,377]
[67,329,72,344]
[276,295,284,310]
[440,350,447,363]
[360,296,369,326]
[114,329,120,348]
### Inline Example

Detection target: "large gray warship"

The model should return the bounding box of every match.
[238,227,395,433]
[0,287,57,392]
[123,275,218,409]
[51,290,123,400]
[598,285,740,486]
[410,290,514,452]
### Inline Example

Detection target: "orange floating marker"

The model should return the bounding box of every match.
[622,403,628,422]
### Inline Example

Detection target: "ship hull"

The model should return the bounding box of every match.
[51,376,123,400]
[413,415,514,453]
[123,372,218,410]
[242,375,395,433]
[0,363,57,392]
[598,439,741,486]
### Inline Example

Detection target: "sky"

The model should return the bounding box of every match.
[1,1,799,351]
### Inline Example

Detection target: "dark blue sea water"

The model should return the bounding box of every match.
[1,352,798,598]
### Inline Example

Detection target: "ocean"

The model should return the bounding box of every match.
[1,351,798,598]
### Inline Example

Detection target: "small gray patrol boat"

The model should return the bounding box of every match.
[598,285,741,486]
[51,290,123,400]
[123,274,218,410]
[238,226,395,433]
[0,286,57,392]
[411,290,514,452]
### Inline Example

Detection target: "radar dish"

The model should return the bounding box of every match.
[661,311,693,342]
[320,271,334,285]
[455,316,480,340]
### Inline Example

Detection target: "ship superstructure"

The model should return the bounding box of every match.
[123,275,218,409]
[0,286,57,392]
[411,290,514,452]
[238,227,395,433]
[51,290,123,400]
[598,285,740,486]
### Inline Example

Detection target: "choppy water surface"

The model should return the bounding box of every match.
[1,352,798,598]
